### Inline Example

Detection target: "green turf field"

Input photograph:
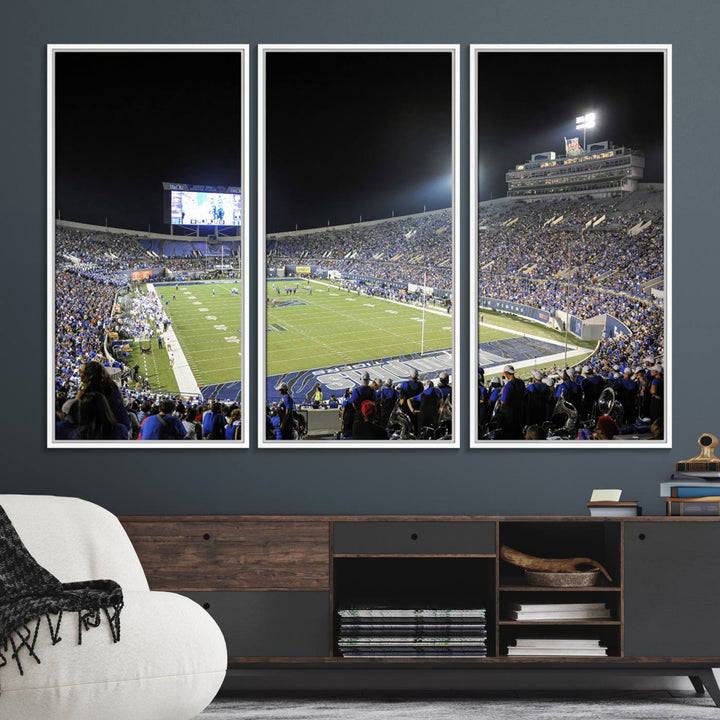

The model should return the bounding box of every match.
[267,280,457,376]
[126,341,180,395]
[158,281,243,386]
[125,280,594,393]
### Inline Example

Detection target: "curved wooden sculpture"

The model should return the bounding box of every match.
[500,545,613,583]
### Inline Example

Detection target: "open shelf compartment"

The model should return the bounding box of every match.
[498,520,622,590]
[333,557,496,658]
[499,623,621,658]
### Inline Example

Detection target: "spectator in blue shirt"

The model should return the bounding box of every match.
[377,378,398,429]
[407,380,442,435]
[139,399,185,440]
[349,372,376,437]
[499,365,525,439]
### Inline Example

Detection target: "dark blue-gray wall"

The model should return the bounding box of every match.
[3,0,718,517]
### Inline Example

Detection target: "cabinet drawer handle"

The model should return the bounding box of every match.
[203,533,211,540]
[410,533,419,541]
[638,533,646,541]
[203,602,211,610]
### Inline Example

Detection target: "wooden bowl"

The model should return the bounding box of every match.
[524,568,600,587]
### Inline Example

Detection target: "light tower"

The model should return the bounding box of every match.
[576,112,596,152]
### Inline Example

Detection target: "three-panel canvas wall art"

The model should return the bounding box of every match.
[49,44,669,449]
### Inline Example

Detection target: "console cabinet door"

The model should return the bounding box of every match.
[624,522,720,657]
[184,591,330,658]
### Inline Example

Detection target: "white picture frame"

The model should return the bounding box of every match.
[469,44,671,448]
[48,44,250,448]
[258,44,460,449]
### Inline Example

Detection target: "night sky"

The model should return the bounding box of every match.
[477,51,665,202]
[55,51,242,234]
[265,51,452,233]
[57,51,660,230]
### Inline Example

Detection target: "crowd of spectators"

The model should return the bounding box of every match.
[268,209,453,291]
[478,360,663,441]
[54,224,245,440]
[56,228,241,283]
[55,271,117,394]
[55,363,244,441]
[476,190,665,384]
[266,370,453,441]
[56,229,154,274]
[477,191,663,298]
[473,190,665,439]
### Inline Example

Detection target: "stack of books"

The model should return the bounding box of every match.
[660,472,720,516]
[504,602,612,621]
[507,637,608,657]
[336,607,487,657]
[586,500,640,517]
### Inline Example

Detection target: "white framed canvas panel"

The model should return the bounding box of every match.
[469,44,671,448]
[48,44,250,448]
[258,44,460,449]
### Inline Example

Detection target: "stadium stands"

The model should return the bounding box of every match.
[268,209,453,291]
[476,187,665,439]
[54,223,243,441]
[53,182,664,442]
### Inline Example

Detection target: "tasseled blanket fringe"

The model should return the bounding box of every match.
[0,603,123,677]
[0,505,124,694]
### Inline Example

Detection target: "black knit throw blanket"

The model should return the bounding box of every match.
[0,505,123,685]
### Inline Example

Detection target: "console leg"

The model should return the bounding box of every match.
[689,675,705,694]
[699,669,720,708]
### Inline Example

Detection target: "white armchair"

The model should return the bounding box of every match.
[0,495,226,720]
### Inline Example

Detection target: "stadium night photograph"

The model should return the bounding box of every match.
[471,46,669,447]
[259,46,459,447]
[50,46,249,446]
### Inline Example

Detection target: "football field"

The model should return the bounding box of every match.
[266,279,462,376]
[161,281,243,387]
[127,279,593,395]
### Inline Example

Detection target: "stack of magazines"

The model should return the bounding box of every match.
[337,607,487,657]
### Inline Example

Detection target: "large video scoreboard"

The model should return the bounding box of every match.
[163,182,242,226]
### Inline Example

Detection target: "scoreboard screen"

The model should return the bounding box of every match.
[170,190,242,226]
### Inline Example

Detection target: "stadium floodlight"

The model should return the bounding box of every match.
[576,112,597,151]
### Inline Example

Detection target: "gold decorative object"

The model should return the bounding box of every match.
[500,545,613,583]
[675,434,720,473]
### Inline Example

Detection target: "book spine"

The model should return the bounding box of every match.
[509,603,605,612]
[673,487,720,498]
[661,481,720,496]
[513,640,602,648]
[509,611,610,620]
[667,500,720,516]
